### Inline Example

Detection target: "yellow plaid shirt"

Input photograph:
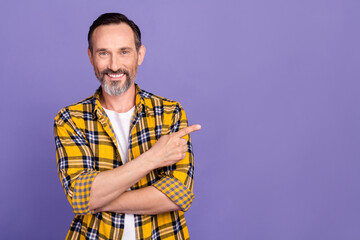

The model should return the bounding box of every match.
[54,84,195,240]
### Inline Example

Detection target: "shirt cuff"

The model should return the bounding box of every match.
[153,176,194,212]
[72,171,99,215]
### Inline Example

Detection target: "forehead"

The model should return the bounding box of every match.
[91,23,136,50]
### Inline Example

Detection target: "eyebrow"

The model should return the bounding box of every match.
[95,48,107,53]
[119,47,132,51]
[95,47,133,53]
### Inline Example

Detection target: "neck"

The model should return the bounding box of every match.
[100,83,136,113]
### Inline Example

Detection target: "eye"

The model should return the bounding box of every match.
[121,50,129,55]
[99,51,108,56]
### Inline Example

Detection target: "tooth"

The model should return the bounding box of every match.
[108,73,123,78]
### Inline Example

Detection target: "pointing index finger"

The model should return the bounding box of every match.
[173,124,202,138]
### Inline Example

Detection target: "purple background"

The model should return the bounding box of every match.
[1,0,359,239]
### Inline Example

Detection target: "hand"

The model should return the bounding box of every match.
[146,124,201,169]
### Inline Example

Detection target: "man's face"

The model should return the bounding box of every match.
[88,23,145,96]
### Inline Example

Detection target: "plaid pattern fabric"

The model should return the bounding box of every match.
[54,84,195,240]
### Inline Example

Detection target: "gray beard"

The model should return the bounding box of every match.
[101,76,134,96]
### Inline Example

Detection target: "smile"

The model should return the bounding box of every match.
[106,73,125,80]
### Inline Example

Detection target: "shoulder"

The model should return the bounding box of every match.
[54,95,95,126]
[139,88,184,116]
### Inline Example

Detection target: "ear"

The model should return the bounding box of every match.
[137,45,146,66]
[88,48,94,66]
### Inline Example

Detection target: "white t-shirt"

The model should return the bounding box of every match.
[104,106,136,240]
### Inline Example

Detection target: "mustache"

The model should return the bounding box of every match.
[101,68,130,76]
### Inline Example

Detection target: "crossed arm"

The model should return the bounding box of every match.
[55,110,201,215]
[91,124,201,214]
[94,186,181,215]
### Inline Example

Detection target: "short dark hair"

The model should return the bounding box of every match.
[88,13,142,52]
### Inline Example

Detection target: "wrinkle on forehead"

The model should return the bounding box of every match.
[92,23,136,52]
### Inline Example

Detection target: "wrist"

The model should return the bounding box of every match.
[137,150,157,171]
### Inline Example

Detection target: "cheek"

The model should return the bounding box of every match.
[130,58,139,70]
[93,60,107,72]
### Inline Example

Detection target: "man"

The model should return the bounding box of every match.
[54,13,200,240]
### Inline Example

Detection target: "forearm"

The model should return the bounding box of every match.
[95,186,181,215]
[89,124,200,211]
[89,151,154,211]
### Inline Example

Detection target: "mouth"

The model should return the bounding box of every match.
[106,73,125,81]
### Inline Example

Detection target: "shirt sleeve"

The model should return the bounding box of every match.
[54,108,99,215]
[152,104,195,212]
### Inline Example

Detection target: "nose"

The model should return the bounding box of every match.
[109,54,120,71]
